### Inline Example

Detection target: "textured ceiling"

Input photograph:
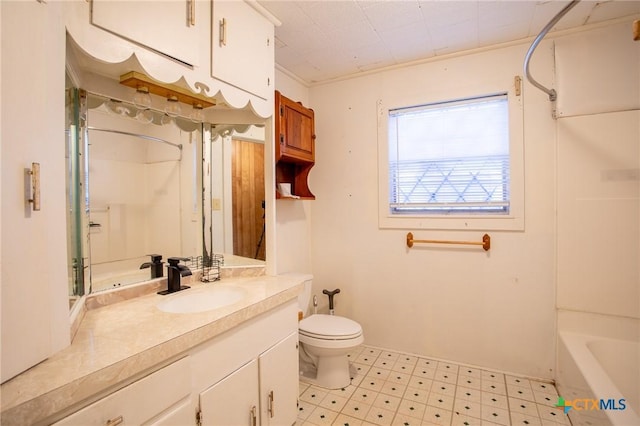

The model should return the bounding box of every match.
[257,0,640,85]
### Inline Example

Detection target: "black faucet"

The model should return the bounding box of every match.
[140,254,164,279]
[158,257,192,295]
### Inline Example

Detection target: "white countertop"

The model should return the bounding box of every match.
[0,274,304,425]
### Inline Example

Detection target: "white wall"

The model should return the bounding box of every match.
[555,21,640,341]
[300,19,639,379]
[307,41,560,378]
[273,68,313,275]
[1,1,70,382]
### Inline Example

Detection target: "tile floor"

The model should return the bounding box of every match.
[297,346,570,426]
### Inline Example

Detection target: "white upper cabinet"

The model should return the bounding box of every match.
[212,0,275,100]
[64,0,279,117]
[91,0,206,68]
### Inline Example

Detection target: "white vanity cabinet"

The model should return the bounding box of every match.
[211,0,275,100]
[199,359,260,425]
[258,332,299,425]
[53,357,192,426]
[90,0,207,67]
[199,332,298,426]
[191,300,299,426]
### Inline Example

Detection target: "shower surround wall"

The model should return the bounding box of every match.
[274,18,639,380]
[88,108,198,290]
[554,22,639,351]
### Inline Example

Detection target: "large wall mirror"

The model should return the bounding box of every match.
[65,58,267,308]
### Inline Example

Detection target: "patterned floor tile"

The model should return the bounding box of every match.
[299,346,559,426]
[456,386,482,403]
[507,384,536,402]
[404,386,431,404]
[423,406,453,425]
[481,380,507,395]
[428,392,455,410]
[319,393,350,412]
[450,411,483,425]
[509,397,540,416]
[536,403,570,425]
[306,405,339,425]
[341,399,371,420]
[532,390,557,407]
[373,393,403,412]
[480,405,510,426]
[453,398,482,419]
[298,399,316,421]
[397,399,427,419]
[380,380,408,398]
[480,392,508,410]
[365,405,396,426]
[331,414,363,426]
[391,412,424,426]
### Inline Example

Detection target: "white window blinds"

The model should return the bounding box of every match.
[388,94,510,215]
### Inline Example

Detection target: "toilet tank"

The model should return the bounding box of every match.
[281,273,313,316]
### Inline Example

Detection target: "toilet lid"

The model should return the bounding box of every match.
[299,314,362,339]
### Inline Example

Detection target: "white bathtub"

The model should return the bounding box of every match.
[557,332,639,426]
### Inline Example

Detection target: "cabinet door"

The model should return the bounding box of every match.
[91,0,204,67]
[212,0,274,99]
[275,91,315,163]
[259,333,298,426]
[200,359,260,426]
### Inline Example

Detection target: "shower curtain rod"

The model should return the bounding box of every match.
[524,0,580,103]
[87,127,183,151]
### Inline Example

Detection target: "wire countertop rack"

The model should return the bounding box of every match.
[185,254,224,282]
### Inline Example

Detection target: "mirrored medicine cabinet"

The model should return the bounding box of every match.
[65,73,267,310]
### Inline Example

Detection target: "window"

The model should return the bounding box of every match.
[389,94,509,215]
[378,89,523,231]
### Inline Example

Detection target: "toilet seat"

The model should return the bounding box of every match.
[299,314,363,340]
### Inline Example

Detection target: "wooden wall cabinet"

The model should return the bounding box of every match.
[275,91,316,200]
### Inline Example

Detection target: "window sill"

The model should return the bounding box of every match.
[379,213,524,232]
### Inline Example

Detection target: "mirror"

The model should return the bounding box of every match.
[65,87,266,300]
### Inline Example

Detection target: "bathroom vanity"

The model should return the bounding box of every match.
[0,275,303,425]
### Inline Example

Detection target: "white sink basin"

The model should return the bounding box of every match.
[157,285,247,314]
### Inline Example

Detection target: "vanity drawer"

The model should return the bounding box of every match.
[53,357,191,426]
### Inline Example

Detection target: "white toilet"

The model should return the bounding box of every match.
[297,276,364,389]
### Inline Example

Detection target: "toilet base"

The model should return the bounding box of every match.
[299,353,353,389]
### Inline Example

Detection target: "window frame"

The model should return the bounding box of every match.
[377,83,524,231]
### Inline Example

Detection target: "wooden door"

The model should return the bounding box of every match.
[231,139,266,260]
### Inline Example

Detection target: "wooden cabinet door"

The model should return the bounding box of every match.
[258,333,299,426]
[200,359,260,426]
[275,91,315,163]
